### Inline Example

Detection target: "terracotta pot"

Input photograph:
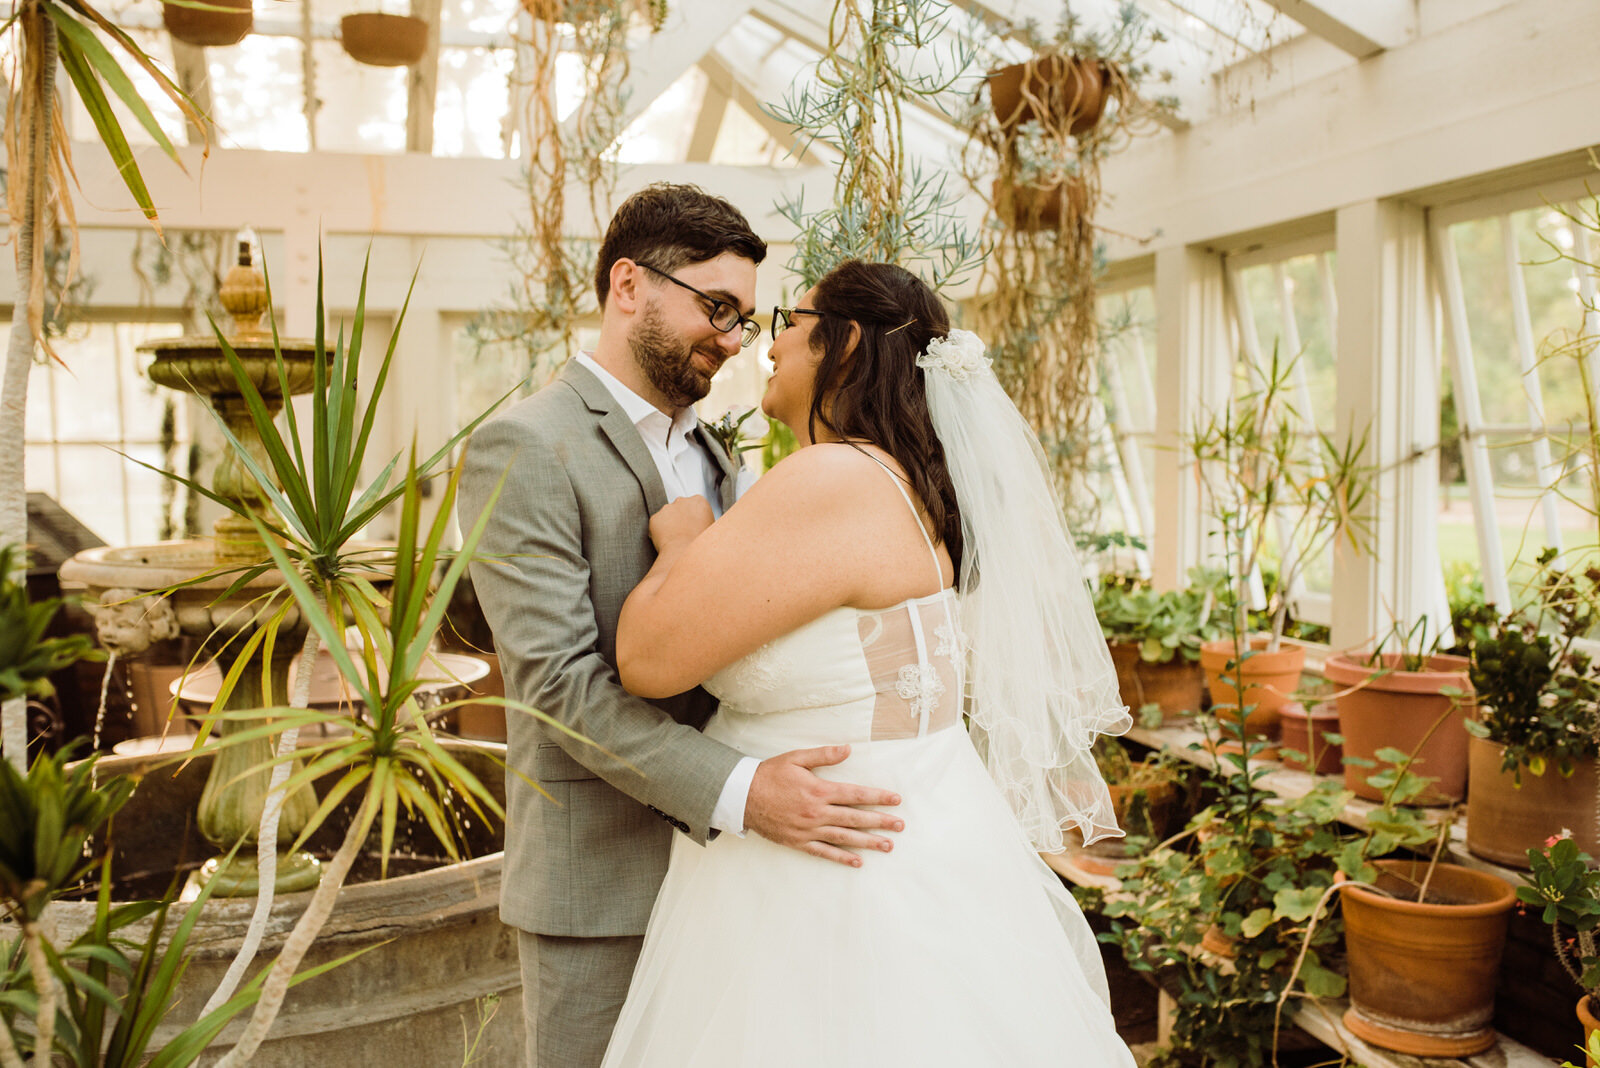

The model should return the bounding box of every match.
[340,12,429,67]
[986,54,1108,136]
[1106,641,1205,722]
[1337,858,1514,1057]
[1466,735,1600,868]
[1199,636,1302,738]
[992,176,1088,232]
[162,0,252,47]
[1324,652,1471,805]
[1579,995,1600,1068]
[1278,700,1342,776]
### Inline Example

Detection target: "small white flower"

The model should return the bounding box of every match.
[917,329,991,382]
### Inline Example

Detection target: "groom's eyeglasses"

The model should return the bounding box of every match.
[771,306,827,340]
[637,263,761,348]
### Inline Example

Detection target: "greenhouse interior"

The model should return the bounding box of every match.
[2,0,1598,1065]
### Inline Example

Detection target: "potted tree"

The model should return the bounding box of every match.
[1459,558,1600,866]
[1188,346,1375,745]
[1095,566,1225,722]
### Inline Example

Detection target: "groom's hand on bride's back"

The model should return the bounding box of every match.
[745,746,903,868]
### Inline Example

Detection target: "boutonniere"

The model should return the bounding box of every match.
[702,407,762,460]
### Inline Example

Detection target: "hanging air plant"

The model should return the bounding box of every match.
[963,7,1174,509]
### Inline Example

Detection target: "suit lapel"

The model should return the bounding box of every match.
[560,360,669,514]
[694,424,740,512]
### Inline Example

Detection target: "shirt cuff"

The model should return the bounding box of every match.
[710,756,760,837]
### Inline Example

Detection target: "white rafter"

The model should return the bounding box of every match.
[1255,0,1413,58]
[562,0,756,141]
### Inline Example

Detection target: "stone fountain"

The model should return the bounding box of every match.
[61,238,323,896]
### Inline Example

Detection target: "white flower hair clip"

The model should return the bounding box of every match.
[916,329,991,382]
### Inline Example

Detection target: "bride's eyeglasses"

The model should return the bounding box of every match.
[771,306,827,340]
[637,262,762,348]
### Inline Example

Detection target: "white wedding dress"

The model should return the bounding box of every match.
[601,473,1135,1067]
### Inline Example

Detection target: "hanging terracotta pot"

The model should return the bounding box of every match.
[991,177,1088,233]
[162,0,253,48]
[340,12,429,67]
[1278,699,1342,776]
[1105,641,1204,723]
[1199,635,1303,739]
[1337,859,1515,1057]
[986,54,1109,136]
[1324,652,1471,806]
[1465,735,1600,867]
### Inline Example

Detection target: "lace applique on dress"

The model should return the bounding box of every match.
[895,663,946,721]
[727,640,790,692]
[933,623,961,659]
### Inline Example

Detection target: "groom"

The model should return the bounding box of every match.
[458,183,905,1068]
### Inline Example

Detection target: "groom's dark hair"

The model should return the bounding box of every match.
[807,261,964,573]
[595,183,767,307]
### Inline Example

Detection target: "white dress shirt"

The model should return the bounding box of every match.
[575,353,759,835]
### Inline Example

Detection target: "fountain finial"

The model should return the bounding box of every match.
[217,236,269,336]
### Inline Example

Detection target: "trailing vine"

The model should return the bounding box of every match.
[963,6,1171,507]
[768,0,978,291]
[475,1,656,382]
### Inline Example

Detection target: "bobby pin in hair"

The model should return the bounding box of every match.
[885,318,917,336]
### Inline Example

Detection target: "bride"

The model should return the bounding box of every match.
[603,260,1136,1066]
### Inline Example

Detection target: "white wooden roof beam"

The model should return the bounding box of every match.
[563,0,756,141]
[1255,0,1413,58]
[699,53,825,165]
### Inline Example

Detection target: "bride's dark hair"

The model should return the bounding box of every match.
[805,260,963,572]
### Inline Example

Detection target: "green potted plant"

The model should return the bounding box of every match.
[1071,738,1190,875]
[1094,566,1225,722]
[1095,746,1357,1064]
[1521,835,1600,1059]
[1459,556,1600,866]
[1323,617,1474,806]
[1188,346,1375,744]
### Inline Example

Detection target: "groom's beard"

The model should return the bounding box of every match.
[629,302,716,409]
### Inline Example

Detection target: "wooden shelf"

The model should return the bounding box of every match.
[1047,721,1552,1068]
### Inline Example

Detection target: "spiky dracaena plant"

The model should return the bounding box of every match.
[209,446,589,1066]
[127,250,512,1017]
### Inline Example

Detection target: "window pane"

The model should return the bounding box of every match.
[57,444,127,545]
[313,40,407,153]
[51,325,123,443]
[208,36,310,152]
[435,47,514,158]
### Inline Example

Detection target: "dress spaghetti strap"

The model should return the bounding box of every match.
[859,450,946,593]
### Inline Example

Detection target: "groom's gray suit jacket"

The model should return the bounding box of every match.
[458,359,744,937]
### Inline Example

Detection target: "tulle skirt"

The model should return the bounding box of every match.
[600,723,1136,1067]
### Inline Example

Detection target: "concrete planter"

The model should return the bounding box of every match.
[60,741,523,1066]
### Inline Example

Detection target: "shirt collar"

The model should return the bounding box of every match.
[575,352,699,443]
